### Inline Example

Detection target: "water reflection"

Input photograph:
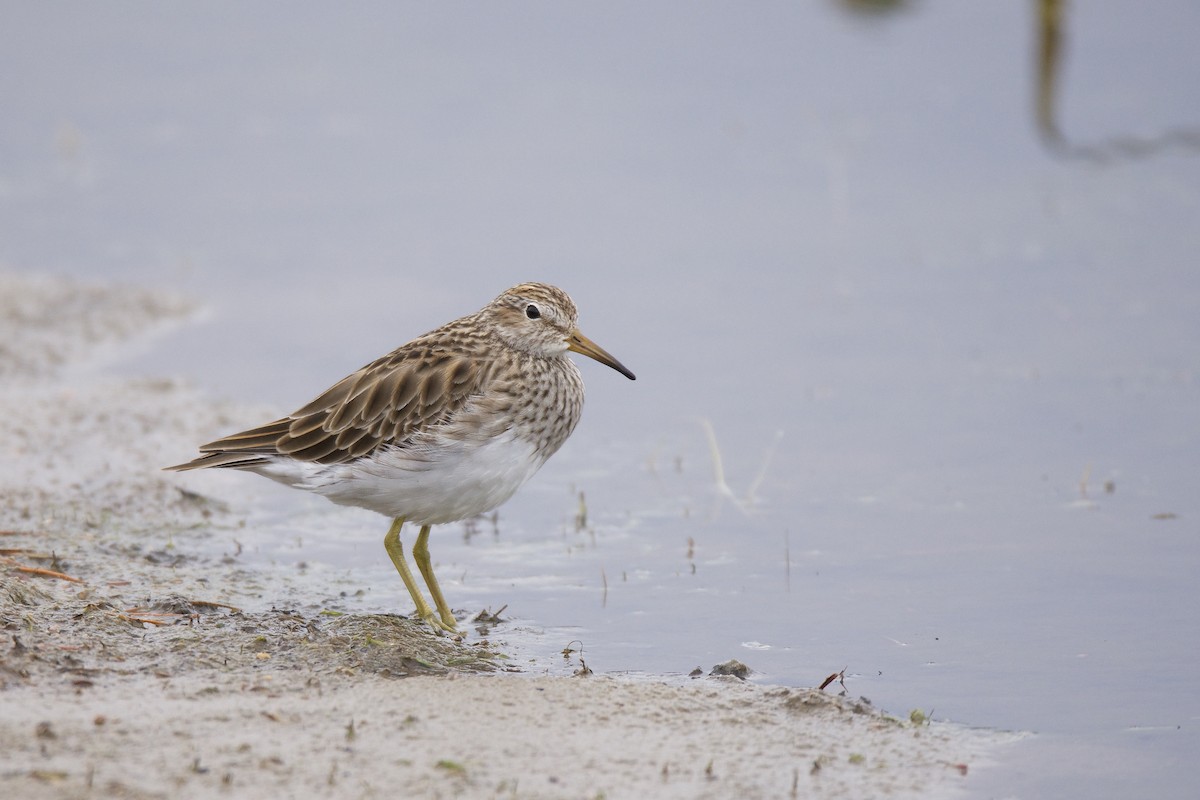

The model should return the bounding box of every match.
[834,0,911,17]
[1036,0,1200,161]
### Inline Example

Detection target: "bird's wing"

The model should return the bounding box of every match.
[171,344,492,469]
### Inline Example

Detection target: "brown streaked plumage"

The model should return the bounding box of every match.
[167,282,635,633]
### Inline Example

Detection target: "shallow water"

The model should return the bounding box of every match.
[4,2,1199,797]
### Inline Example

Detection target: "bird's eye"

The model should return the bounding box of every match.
[525,304,541,320]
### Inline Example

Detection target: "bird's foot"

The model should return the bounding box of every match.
[418,609,458,635]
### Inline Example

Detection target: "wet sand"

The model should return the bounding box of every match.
[0,272,1012,798]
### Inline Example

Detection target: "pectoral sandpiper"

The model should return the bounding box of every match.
[167,282,634,633]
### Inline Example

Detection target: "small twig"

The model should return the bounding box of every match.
[746,429,784,506]
[120,612,176,626]
[15,565,84,583]
[575,490,588,532]
[189,599,242,613]
[818,666,848,692]
[783,530,791,592]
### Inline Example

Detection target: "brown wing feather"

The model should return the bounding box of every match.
[166,340,493,471]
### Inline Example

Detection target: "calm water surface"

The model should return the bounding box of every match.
[4,3,1198,797]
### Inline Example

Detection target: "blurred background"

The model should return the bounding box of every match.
[3,2,1198,797]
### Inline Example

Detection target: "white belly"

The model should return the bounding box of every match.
[251,431,546,525]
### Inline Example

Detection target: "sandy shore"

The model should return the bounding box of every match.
[0,271,1011,799]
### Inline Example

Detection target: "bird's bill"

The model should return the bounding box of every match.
[567,329,636,380]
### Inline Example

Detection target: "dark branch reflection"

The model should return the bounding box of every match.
[1036,0,1200,163]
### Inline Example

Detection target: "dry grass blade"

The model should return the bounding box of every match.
[120,611,181,626]
[15,565,84,583]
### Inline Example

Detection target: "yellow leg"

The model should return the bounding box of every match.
[413,524,457,631]
[383,517,455,633]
